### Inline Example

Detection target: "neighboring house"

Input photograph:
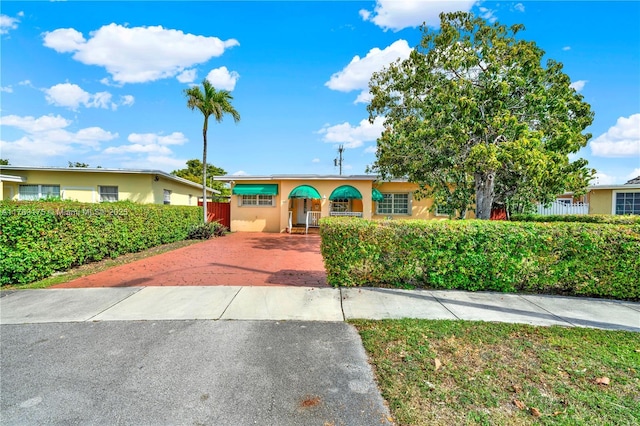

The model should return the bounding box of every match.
[214,175,473,233]
[0,166,218,206]
[587,176,640,215]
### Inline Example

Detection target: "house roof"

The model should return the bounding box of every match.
[0,165,220,194]
[626,176,640,185]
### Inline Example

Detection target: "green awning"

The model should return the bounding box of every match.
[329,185,362,200]
[288,185,321,199]
[232,184,278,196]
[372,188,384,202]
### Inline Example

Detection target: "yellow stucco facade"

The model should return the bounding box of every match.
[587,186,640,215]
[223,176,475,233]
[0,167,213,206]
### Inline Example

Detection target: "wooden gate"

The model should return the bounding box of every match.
[198,201,231,228]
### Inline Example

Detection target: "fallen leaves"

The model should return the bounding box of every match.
[434,358,442,371]
[595,377,610,386]
[530,407,542,417]
[513,399,526,410]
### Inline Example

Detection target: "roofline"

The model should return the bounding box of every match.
[0,165,220,194]
[588,184,640,190]
[214,174,381,181]
[0,174,27,183]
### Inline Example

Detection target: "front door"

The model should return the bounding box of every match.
[296,198,307,224]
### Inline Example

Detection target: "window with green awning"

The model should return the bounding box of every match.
[372,188,384,202]
[329,185,362,200]
[232,184,278,196]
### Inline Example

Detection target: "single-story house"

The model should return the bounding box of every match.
[213,174,473,233]
[0,166,218,206]
[587,176,640,215]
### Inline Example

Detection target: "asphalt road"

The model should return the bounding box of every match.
[1,321,392,426]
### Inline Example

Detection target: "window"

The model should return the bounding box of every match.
[331,198,350,213]
[376,193,409,215]
[19,184,60,200]
[615,192,640,215]
[163,189,172,205]
[99,186,118,202]
[240,194,275,206]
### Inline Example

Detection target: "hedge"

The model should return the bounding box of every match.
[511,213,640,225]
[0,200,203,285]
[320,218,640,301]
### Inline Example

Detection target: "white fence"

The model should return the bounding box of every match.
[329,212,363,217]
[536,201,589,216]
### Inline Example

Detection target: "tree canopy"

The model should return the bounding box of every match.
[185,79,240,222]
[171,159,229,197]
[367,12,594,219]
[0,159,9,165]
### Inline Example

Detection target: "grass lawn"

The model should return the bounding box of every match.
[351,319,640,426]
[3,239,204,290]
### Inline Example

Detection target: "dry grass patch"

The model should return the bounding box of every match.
[351,319,640,425]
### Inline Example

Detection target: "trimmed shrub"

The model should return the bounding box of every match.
[0,200,204,285]
[511,213,640,225]
[320,217,640,300]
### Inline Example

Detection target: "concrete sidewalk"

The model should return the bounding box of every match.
[2,287,638,331]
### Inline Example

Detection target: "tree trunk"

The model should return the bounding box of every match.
[474,171,495,220]
[202,118,209,224]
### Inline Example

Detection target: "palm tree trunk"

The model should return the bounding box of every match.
[202,117,209,224]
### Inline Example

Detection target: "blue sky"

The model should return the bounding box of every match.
[1,1,639,184]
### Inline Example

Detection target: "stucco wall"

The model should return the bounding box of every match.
[1,170,201,206]
[588,189,613,214]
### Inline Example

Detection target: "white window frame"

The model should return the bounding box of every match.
[331,198,351,213]
[18,184,60,200]
[238,194,276,207]
[376,193,410,216]
[612,190,640,215]
[99,186,119,202]
[163,189,172,205]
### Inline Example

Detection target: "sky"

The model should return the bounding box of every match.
[1,1,639,185]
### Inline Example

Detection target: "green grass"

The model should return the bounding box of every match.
[351,319,640,426]
[3,239,204,289]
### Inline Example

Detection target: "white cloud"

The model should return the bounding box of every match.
[590,172,618,186]
[105,132,187,161]
[360,0,476,31]
[569,80,587,92]
[0,114,117,164]
[177,69,197,83]
[478,7,497,23]
[205,66,240,91]
[43,24,239,84]
[317,116,385,149]
[44,83,133,110]
[232,170,248,176]
[0,13,20,35]
[312,158,320,163]
[0,86,13,93]
[514,3,525,12]
[364,145,378,154]
[326,40,411,102]
[120,95,135,106]
[120,155,187,171]
[128,132,187,146]
[1,114,71,132]
[563,46,571,51]
[627,168,640,181]
[590,114,640,157]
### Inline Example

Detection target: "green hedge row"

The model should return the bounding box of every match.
[511,213,640,224]
[0,201,203,285]
[320,218,640,300]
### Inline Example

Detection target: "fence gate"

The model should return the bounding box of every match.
[197,201,231,228]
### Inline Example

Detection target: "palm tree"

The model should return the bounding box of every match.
[185,79,240,223]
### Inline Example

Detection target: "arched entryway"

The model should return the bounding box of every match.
[288,185,322,233]
[329,185,363,217]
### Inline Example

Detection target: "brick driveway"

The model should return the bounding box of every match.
[53,233,328,288]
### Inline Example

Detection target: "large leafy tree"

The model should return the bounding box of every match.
[367,12,594,219]
[171,159,229,197]
[185,79,240,222]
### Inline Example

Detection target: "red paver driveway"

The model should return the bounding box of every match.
[53,233,328,288]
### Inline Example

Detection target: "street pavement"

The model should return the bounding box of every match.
[1,287,638,426]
